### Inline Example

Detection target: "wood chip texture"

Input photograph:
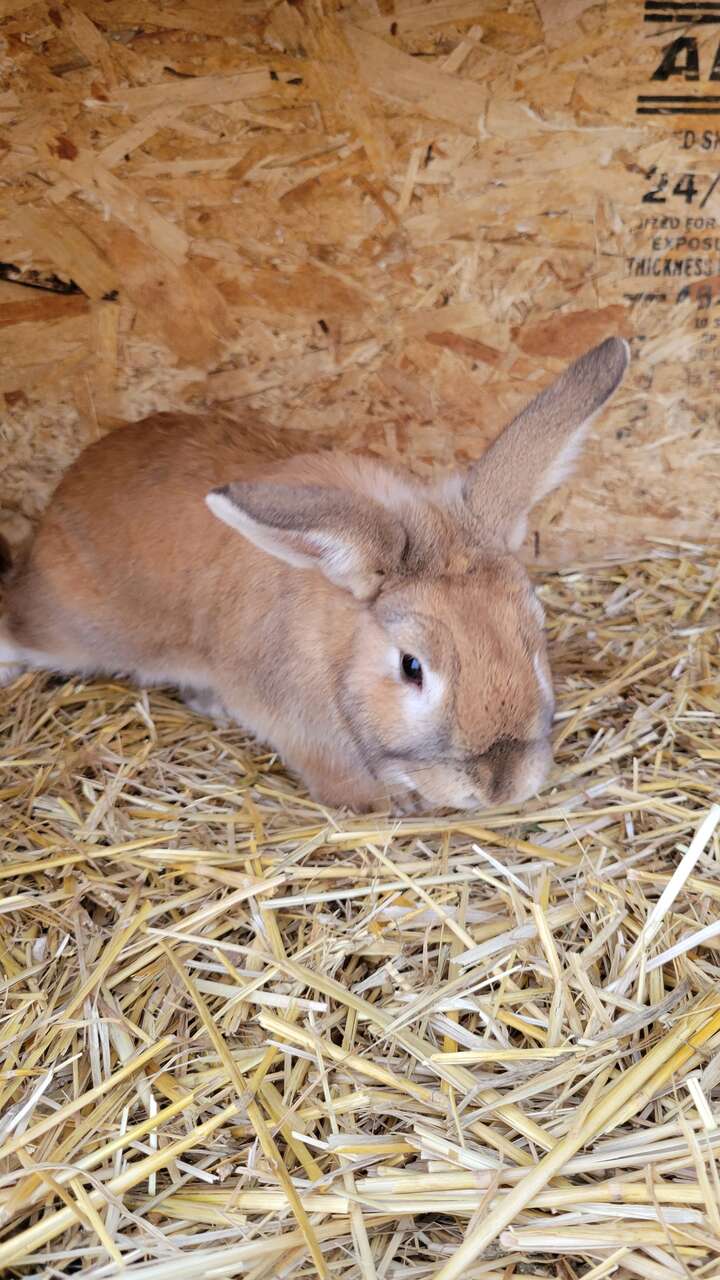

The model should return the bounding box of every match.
[0,0,718,563]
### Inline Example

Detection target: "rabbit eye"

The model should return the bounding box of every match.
[401,653,423,688]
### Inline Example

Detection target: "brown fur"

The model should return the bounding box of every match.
[0,338,629,812]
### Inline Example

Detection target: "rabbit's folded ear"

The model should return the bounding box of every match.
[206,482,407,600]
[462,337,630,551]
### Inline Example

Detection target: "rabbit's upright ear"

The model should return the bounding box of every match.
[206,482,407,600]
[463,337,630,551]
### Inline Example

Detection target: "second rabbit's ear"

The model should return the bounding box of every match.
[206,482,407,600]
[462,337,630,550]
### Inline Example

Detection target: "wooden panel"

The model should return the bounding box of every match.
[0,0,718,565]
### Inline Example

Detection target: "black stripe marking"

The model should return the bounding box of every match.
[636,106,720,113]
[645,1,720,8]
[645,14,720,21]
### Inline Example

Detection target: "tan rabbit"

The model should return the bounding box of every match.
[0,338,628,812]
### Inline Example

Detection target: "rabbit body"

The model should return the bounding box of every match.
[0,339,629,811]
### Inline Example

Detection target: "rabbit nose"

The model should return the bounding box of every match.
[481,736,520,799]
[470,737,551,804]
[482,737,553,805]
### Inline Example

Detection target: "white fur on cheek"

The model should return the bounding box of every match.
[402,666,445,725]
[387,647,445,723]
[422,666,445,709]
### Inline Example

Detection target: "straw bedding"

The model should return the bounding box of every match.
[1,540,720,1279]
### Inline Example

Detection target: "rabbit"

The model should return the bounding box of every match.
[0,337,629,813]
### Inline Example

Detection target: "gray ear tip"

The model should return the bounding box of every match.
[599,335,631,372]
[611,334,631,363]
[577,335,630,394]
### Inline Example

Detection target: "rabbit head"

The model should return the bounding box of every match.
[208,338,629,810]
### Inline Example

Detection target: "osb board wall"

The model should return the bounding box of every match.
[1,0,719,567]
